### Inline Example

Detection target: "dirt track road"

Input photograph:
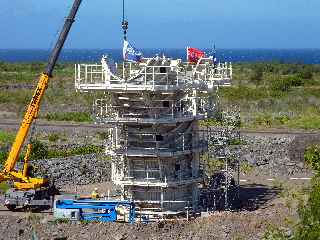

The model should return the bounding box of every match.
[1,118,319,136]
[0,119,105,131]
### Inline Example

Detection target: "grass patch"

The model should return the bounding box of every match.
[53,218,70,224]
[1,141,104,164]
[0,151,8,165]
[201,154,225,177]
[0,130,15,146]
[0,89,32,105]
[262,225,289,240]
[200,118,222,127]
[45,112,92,123]
[49,145,104,157]
[220,86,269,101]
[48,133,60,142]
[29,140,104,160]
[0,182,9,193]
[229,139,245,145]
[287,115,320,130]
[240,162,254,175]
[96,131,109,140]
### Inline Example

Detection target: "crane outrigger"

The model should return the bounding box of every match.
[0,0,83,210]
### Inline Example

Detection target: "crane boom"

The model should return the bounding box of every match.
[0,0,82,188]
[45,0,82,76]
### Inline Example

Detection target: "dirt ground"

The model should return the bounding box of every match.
[0,175,309,240]
[0,209,288,240]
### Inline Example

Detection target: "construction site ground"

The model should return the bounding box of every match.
[0,173,312,240]
[0,119,315,239]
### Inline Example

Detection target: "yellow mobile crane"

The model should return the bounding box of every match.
[0,0,82,210]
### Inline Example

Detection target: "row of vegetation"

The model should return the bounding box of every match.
[216,62,320,129]
[44,112,92,122]
[263,145,320,239]
[0,61,99,122]
[0,62,74,82]
[0,140,104,166]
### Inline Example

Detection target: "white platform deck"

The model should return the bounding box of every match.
[75,56,232,92]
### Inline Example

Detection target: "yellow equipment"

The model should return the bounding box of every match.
[0,74,50,190]
[91,188,100,199]
[0,0,83,210]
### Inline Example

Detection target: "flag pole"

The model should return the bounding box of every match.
[187,46,189,63]
[122,0,128,64]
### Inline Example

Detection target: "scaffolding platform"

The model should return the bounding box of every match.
[75,56,232,92]
[75,54,238,215]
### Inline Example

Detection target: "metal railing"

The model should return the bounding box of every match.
[74,59,230,91]
[93,97,215,123]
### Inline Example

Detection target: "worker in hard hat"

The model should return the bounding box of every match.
[91,187,100,199]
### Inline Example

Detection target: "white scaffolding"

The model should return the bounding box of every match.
[75,55,234,216]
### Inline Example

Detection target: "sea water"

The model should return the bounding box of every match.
[0,49,320,64]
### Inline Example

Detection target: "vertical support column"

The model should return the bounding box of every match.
[192,90,197,116]
[115,125,119,148]
[192,183,199,211]
[127,155,130,179]
[158,157,163,181]
[192,122,200,178]
[152,66,155,90]
[122,62,125,80]
[171,101,174,119]
[85,65,88,84]
[161,188,164,210]
[145,67,147,86]
[78,64,81,84]
[74,64,77,87]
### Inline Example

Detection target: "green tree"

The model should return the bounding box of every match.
[250,66,264,86]
[298,67,313,80]
[293,145,320,239]
[304,145,320,172]
[294,176,320,240]
[30,140,48,160]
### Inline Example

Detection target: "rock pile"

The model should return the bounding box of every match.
[237,134,295,175]
[32,153,111,187]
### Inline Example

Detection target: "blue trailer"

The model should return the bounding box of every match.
[54,198,135,224]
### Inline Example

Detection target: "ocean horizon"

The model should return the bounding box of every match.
[1,48,320,64]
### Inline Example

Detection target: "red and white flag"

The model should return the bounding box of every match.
[187,47,205,63]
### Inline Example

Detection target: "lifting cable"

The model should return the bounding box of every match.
[122,0,128,40]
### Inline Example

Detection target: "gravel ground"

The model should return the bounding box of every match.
[0,199,293,240]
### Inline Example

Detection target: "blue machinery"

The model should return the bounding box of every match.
[54,199,136,224]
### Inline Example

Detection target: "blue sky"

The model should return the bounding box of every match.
[0,0,319,49]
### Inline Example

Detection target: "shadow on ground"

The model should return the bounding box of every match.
[200,183,282,211]
[236,184,282,211]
